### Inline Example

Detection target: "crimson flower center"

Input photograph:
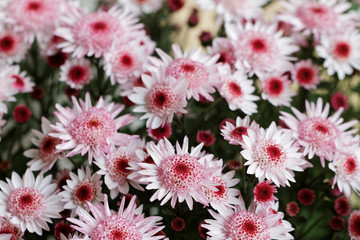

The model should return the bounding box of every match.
[267,78,284,96]
[315,124,329,134]
[27,1,42,11]
[345,157,357,174]
[311,6,325,14]
[182,64,195,72]
[228,82,242,97]
[334,42,351,59]
[121,55,133,67]
[251,39,266,52]
[92,21,108,32]
[69,66,87,83]
[12,75,25,88]
[243,220,257,234]
[74,182,95,204]
[175,163,190,175]
[0,36,15,52]
[297,67,313,84]
[266,145,282,160]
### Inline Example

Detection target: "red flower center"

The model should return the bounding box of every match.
[27,1,42,11]
[266,145,282,160]
[0,36,15,52]
[121,54,133,67]
[311,6,325,14]
[345,157,357,175]
[175,163,190,175]
[243,220,257,234]
[74,183,95,203]
[334,41,351,59]
[182,64,195,72]
[251,39,266,53]
[229,82,242,97]
[315,124,329,134]
[267,78,284,96]
[91,21,108,32]
[69,66,87,83]
[296,67,314,84]
[12,75,25,89]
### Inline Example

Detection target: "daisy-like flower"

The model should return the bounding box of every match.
[260,73,296,107]
[253,180,278,207]
[221,116,259,146]
[68,194,166,239]
[279,0,355,36]
[203,195,294,240]
[118,0,163,15]
[0,216,24,240]
[226,21,299,77]
[94,138,145,199]
[316,28,360,80]
[10,67,34,94]
[218,67,259,114]
[51,92,137,163]
[103,39,147,85]
[60,58,92,89]
[129,67,188,129]
[5,0,64,44]
[24,117,66,173]
[56,5,144,58]
[60,167,103,215]
[203,159,241,212]
[241,122,309,187]
[280,98,358,165]
[0,30,29,64]
[0,169,63,235]
[207,38,236,67]
[292,59,320,90]
[137,136,221,210]
[148,44,220,101]
[197,0,268,22]
[0,65,18,113]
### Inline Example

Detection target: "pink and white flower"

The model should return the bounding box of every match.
[260,73,296,107]
[148,44,220,101]
[203,195,294,240]
[137,136,221,210]
[51,92,137,163]
[56,5,144,58]
[241,122,309,187]
[292,60,320,90]
[68,195,165,239]
[9,66,34,94]
[316,28,360,80]
[218,67,259,114]
[226,21,298,77]
[94,138,145,199]
[280,98,358,165]
[129,68,188,129]
[207,38,236,68]
[0,30,29,64]
[0,216,24,240]
[24,117,66,173]
[0,169,63,235]
[118,0,163,15]
[60,58,93,89]
[60,167,104,215]
[221,116,259,146]
[0,65,18,113]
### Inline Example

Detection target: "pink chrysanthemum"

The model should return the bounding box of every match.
[94,138,145,199]
[241,122,309,187]
[316,28,360,80]
[203,159,241,212]
[148,44,220,101]
[253,180,278,207]
[137,136,220,210]
[203,195,294,240]
[279,0,355,36]
[221,116,259,146]
[196,130,216,147]
[5,0,64,44]
[218,67,259,114]
[148,123,172,141]
[0,170,63,235]
[226,21,298,77]
[0,216,24,240]
[51,92,137,163]
[0,30,29,64]
[280,98,358,165]
[260,73,295,107]
[10,68,34,94]
[0,65,18,113]
[129,68,188,129]
[118,0,163,15]
[292,59,320,90]
[60,167,103,215]
[331,92,349,111]
[60,58,93,89]
[348,210,360,240]
[24,117,66,173]
[207,38,236,68]
[68,195,165,239]
[286,202,299,217]
[104,39,147,85]
[56,5,143,58]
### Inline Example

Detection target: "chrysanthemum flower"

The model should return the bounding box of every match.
[226,21,298,77]
[241,122,309,187]
[51,92,137,163]
[334,196,351,216]
[260,73,296,107]
[292,59,320,90]
[0,30,29,64]
[10,69,34,94]
[68,195,166,239]
[316,28,360,80]
[253,180,278,207]
[60,58,93,89]
[94,138,145,199]
[218,68,259,114]
[286,202,299,217]
[203,196,294,240]
[331,92,349,111]
[137,136,220,210]
[118,0,163,15]
[196,130,216,147]
[129,68,188,129]
[0,216,24,240]
[54,221,73,240]
[329,216,344,231]
[56,5,144,58]
[13,105,31,123]
[103,39,147,85]
[5,0,64,44]
[297,188,315,205]
[280,98,358,165]
[24,117,66,173]
[348,210,360,239]
[0,65,18,113]
[60,167,103,215]
[207,38,236,67]
[0,169,63,235]
[148,44,220,101]
[221,116,259,146]
[148,123,172,141]
[171,217,185,232]
[279,0,355,36]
